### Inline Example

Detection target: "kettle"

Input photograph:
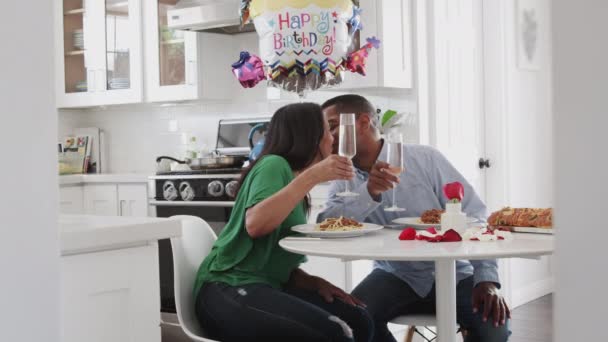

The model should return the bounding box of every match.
[248,123,267,161]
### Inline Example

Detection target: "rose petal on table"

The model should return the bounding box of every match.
[399,227,417,240]
[427,227,438,234]
[442,229,463,242]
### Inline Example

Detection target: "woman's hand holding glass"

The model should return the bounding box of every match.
[307,155,354,184]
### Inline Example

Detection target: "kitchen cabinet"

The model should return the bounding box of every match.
[59,215,180,342]
[144,1,250,103]
[83,184,148,216]
[336,0,413,90]
[84,184,119,216]
[117,184,149,217]
[62,244,161,342]
[143,0,198,102]
[60,176,149,216]
[55,0,143,108]
[60,186,85,214]
[143,0,261,103]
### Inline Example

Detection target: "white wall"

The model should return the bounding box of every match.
[59,92,418,173]
[553,1,608,341]
[0,2,60,342]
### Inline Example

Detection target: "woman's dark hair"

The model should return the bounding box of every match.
[237,102,326,212]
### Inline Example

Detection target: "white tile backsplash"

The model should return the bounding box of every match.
[58,91,419,174]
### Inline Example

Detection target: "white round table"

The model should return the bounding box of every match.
[280,229,554,342]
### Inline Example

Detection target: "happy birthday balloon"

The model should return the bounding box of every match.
[246,0,358,95]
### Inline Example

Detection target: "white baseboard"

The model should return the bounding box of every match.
[510,276,554,308]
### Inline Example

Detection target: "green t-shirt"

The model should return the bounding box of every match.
[193,155,307,296]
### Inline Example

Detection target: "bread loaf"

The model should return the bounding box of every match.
[488,207,552,227]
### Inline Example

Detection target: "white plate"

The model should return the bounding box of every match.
[502,226,554,235]
[291,223,383,238]
[392,216,480,229]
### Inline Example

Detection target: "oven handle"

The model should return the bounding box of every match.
[149,200,235,208]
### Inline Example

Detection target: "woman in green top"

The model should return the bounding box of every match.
[194,103,373,342]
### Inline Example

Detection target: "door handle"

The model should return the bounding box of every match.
[187,60,196,85]
[88,70,95,92]
[119,200,126,216]
[479,158,491,169]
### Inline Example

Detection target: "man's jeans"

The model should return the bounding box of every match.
[352,268,511,342]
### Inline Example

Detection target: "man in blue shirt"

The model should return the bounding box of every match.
[319,95,511,342]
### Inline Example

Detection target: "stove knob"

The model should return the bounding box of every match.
[225,180,239,198]
[162,181,179,201]
[207,180,225,197]
[179,181,195,201]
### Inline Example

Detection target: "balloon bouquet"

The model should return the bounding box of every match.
[231,0,380,96]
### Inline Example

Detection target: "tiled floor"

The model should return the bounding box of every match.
[163,294,554,342]
[394,295,554,342]
[509,295,553,342]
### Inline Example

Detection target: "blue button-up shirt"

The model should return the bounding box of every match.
[318,143,500,297]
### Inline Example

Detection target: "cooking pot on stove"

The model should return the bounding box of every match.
[156,156,187,173]
[156,153,247,172]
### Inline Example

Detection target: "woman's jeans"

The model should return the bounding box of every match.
[196,281,374,342]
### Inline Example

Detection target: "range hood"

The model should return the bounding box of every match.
[167,0,255,34]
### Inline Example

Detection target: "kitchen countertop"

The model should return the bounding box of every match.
[59,215,181,256]
[59,173,150,186]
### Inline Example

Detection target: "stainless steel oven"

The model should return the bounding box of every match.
[149,170,239,339]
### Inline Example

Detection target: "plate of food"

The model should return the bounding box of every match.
[392,209,480,229]
[487,207,553,234]
[291,217,383,238]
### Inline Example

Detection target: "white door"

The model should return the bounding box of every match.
[430,0,486,198]
[482,0,554,308]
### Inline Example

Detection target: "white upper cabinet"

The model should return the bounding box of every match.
[55,0,143,108]
[143,0,199,102]
[337,0,413,90]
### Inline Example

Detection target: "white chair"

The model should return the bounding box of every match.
[170,215,220,342]
[390,314,438,342]
[390,315,466,342]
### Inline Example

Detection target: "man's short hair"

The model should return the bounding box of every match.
[321,94,379,128]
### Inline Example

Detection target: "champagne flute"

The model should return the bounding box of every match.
[384,133,405,212]
[336,113,359,197]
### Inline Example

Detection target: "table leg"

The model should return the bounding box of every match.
[435,259,457,342]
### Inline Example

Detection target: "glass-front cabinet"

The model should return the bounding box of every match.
[55,0,142,108]
[60,0,88,95]
[143,0,199,102]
